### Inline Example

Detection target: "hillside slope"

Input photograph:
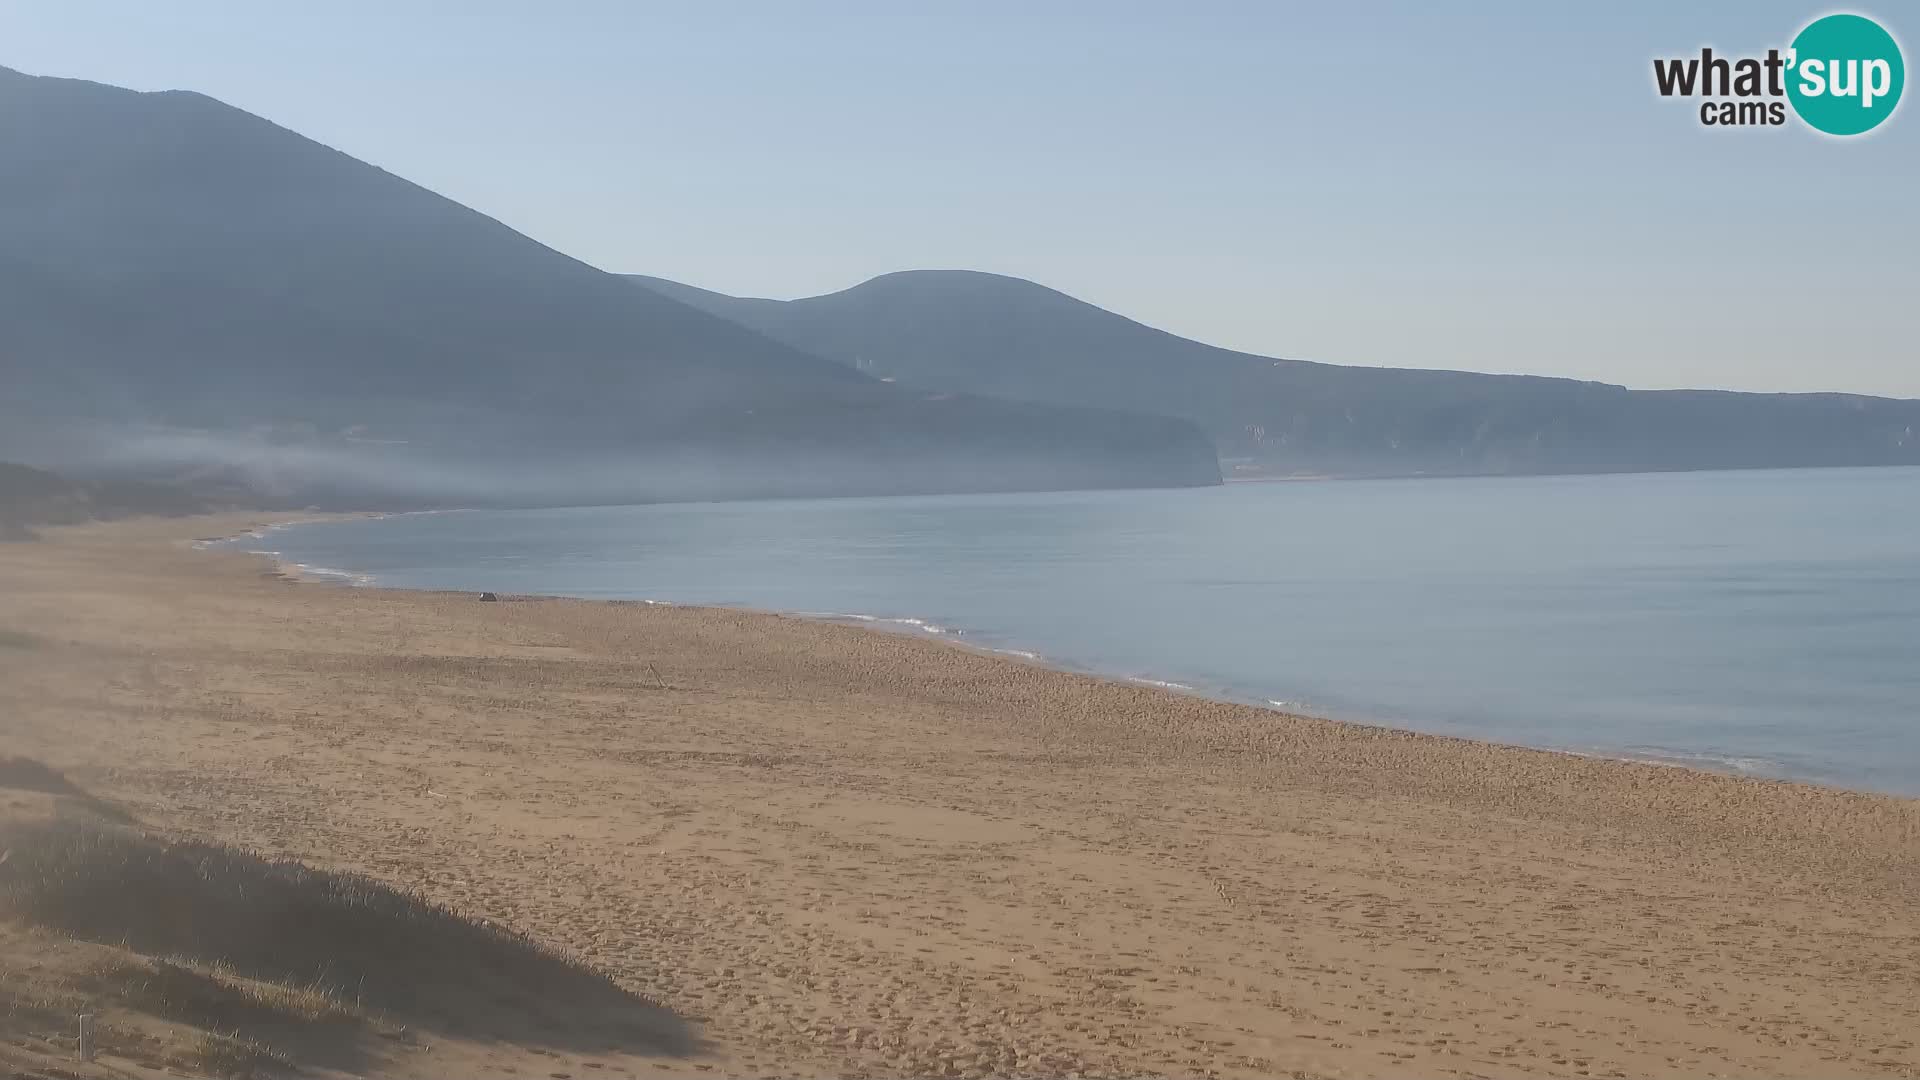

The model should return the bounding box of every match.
[0,462,208,540]
[634,270,1920,477]
[0,67,1218,503]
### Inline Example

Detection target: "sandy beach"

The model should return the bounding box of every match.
[2,514,1916,1079]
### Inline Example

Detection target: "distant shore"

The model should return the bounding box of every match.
[3,513,1916,1078]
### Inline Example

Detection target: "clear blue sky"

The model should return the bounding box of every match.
[3,1,1915,396]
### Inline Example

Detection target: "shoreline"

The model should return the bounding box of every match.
[204,512,1900,799]
[11,512,1914,1077]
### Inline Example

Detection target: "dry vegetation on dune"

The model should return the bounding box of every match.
[0,756,691,1077]
[0,462,211,542]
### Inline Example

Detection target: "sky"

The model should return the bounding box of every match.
[2,1,1916,396]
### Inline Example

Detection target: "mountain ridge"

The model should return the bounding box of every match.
[0,64,1220,503]
[630,269,1920,478]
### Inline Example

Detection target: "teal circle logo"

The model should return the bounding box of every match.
[1787,13,1905,135]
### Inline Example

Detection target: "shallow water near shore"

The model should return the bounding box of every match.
[242,466,1920,795]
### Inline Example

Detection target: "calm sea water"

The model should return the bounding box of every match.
[240,467,1920,795]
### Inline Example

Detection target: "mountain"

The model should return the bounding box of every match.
[0,66,1219,505]
[633,270,1920,478]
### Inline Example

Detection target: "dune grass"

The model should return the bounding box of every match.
[0,816,669,1025]
[0,760,692,1071]
[0,756,133,824]
[0,756,82,796]
[0,930,353,1074]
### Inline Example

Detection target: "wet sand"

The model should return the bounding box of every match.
[2,514,1916,1078]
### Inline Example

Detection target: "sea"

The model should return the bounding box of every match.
[230,466,1920,796]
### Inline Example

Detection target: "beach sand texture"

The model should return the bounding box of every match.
[2,515,1916,1078]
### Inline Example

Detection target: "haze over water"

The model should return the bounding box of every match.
[250,467,1920,795]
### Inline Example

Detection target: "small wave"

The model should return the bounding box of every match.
[994,648,1042,661]
[794,611,948,635]
[882,616,948,635]
[1128,677,1195,692]
[1620,745,1781,768]
[291,564,373,586]
[1266,699,1301,711]
[1592,747,1784,777]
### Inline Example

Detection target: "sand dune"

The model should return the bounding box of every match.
[2,515,1915,1078]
